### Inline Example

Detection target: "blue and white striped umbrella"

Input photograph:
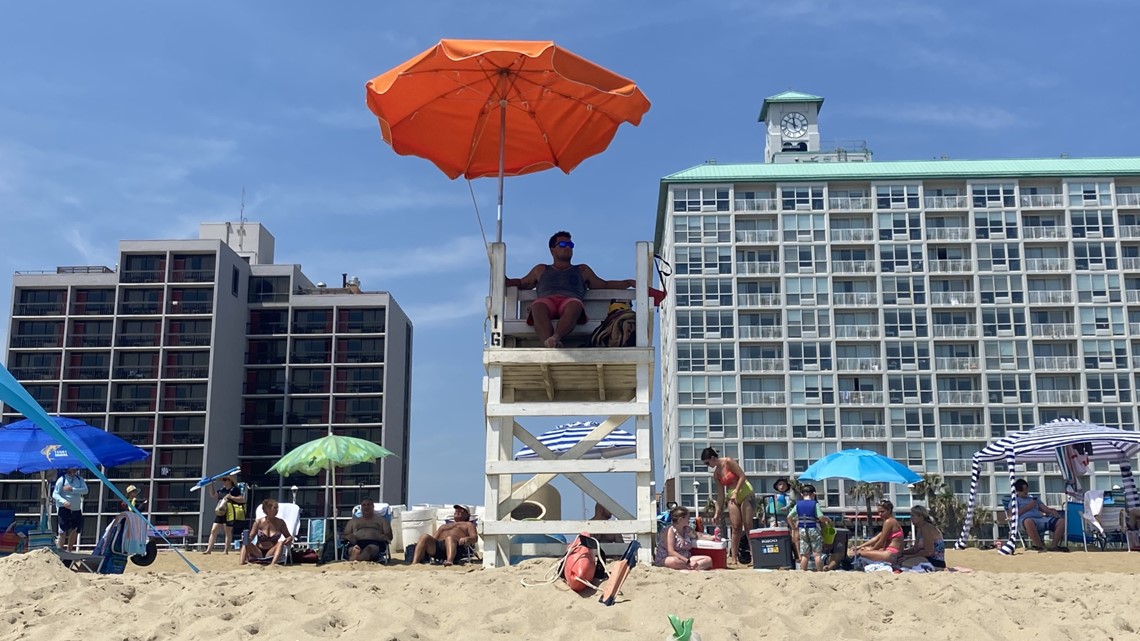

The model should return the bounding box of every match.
[514,421,636,460]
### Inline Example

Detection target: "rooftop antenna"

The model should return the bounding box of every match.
[237,187,247,251]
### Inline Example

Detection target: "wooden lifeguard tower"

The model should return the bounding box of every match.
[480,241,657,567]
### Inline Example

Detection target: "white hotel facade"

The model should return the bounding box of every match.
[655,91,1140,513]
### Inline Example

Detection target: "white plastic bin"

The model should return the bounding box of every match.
[400,508,436,549]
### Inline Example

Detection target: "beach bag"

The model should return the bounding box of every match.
[588,304,636,348]
[226,501,246,523]
[214,499,228,517]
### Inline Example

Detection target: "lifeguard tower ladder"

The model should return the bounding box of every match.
[481,241,657,567]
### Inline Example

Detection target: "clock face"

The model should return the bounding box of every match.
[781,112,808,138]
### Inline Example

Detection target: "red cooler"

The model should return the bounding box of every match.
[691,540,728,569]
[748,527,794,570]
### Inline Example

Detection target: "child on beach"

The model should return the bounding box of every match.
[654,506,715,570]
[793,484,828,571]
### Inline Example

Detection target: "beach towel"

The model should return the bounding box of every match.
[119,512,149,557]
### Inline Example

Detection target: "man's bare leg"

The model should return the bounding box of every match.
[552,301,583,346]
[530,303,556,346]
[441,537,460,566]
[412,534,437,564]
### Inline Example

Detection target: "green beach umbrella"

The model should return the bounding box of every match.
[269,432,395,559]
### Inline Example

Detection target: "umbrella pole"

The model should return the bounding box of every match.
[331,465,339,561]
[495,98,506,243]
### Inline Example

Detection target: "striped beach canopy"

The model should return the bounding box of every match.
[973,418,1140,463]
[514,421,636,460]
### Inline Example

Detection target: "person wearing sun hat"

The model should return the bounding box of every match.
[204,475,244,554]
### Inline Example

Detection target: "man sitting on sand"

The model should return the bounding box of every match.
[343,498,393,563]
[1008,479,1069,552]
[410,505,479,566]
[590,502,623,544]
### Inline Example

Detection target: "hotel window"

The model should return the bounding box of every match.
[1083,339,1128,369]
[788,341,832,371]
[783,244,827,273]
[979,274,1025,304]
[978,243,1021,271]
[985,340,1029,369]
[890,408,935,438]
[678,408,738,439]
[987,374,1032,403]
[786,309,830,339]
[1073,242,1118,270]
[785,277,829,305]
[1068,182,1112,207]
[791,408,836,439]
[877,212,922,240]
[875,184,920,209]
[884,308,928,337]
[673,214,731,243]
[879,244,924,273]
[676,310,734,339]
[901,442,937,471]
[972,183,1015,208]
[677,375,737,405]
[793,442,838,474]
[780,186,824,211]
[989,408,1034,438]
[888,374,932,404]
[882,276,926,304]
[738,312,780,333]
[675,246,732,275]
[1087,373,1131,403]
[1080,306,1125,336]
[981,307,1027,337]
[1076,274,1121,303]
[676,342,735,373]
[673,187,729,212]
[782,213,825,242]
[1089,407,1133,431]
[737,279,778,300]
[790,374,835,404]
[675,278,733,307]
[974,210,1018,239]
[886,340,930,370]
[1071,210,1115,238]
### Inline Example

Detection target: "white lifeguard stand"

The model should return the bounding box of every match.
[480,241,657,567]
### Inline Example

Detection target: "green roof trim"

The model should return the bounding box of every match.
[759,91,825,121]
[653,156,1140,249]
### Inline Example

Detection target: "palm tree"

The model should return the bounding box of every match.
[912,473,944,506]
[848,482,884,539]
[932,487,965,536]
[971,506,994,546]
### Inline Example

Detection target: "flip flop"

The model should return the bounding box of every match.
[1053,546,1070,553]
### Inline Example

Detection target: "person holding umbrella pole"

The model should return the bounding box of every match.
[53,467,88,552]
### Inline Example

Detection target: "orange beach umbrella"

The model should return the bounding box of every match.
[365,39,650,241]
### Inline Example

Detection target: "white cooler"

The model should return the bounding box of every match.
[400,508,437,549]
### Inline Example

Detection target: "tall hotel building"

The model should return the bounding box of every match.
[655,91,1140,513]
[2,223,411,544]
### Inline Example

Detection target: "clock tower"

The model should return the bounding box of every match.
[758,90,825,163]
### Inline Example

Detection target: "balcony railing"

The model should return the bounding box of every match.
[13,303,65,316]
[734,198,778,212]
[1030,323,1077,338]
[10,366,59,380]
[838,391,884,405]
[834,325,880,339]
[164,367,209,379]
[1037,390,1083,403]
[735,230,779,243]
[110,400,155,412]
[66,366,111,380]
[736,261,780,275]
[336,382,383,394]
[114,367,157,379]
[831,260,877,274]
[924,195,969,209]
[1027,290,1073,305]
[120,269,165,283]
[925,227,971,241]
[829,228,876,242]
[840,424,886,439]
[737,293,781,307]
[1022,226,1068,240]
[837,357,881,371]
[927,259,973,273]
[339,352,383,364]
[1034,356,1080,370]
[931,325,979,338]
[742,424,788,440]
[739,358,783,372]
[937,390,985,404]
[1122,257,1140,271]
[1131,323,1140,335]
[11,335,62,349]
[170,302,213,314]
[119,302,162,315]
[739,326,782,340]
[167,333,211,347]
[117,334,160,347]
[743,459,791,474]
[72,302,116,315]
[1025,258,1071,272]
[69,335,112,348]
[163,400,207,412]
[1117,193,1140,207]
[928,291,976,305]
[832,292,878,306]
[955,493,992,506]
[942,459,974,473]
[940,424,987,439]
[935,357,980,371]
[248,322,289,335]
[1019,194,1065,208]
[60,400,107,413]
[170,269,216,283]
[740,391,786,406]
[828,197,873,211]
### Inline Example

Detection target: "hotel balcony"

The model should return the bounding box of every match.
[742,424,788,440]
[838,391,884,405]
[735,230,779,243]
[1034,356,1080,371]
[734,198,778,212]
[1037,390,1083,404]
[832,292,878,306]
[72,302,115,315]
[66,366,112,380]
[736,261,780,275]
[937,390,985,404]
[11,335,62,348]
[924,195,969,210]
[840,424,886,439]
[1118,193,1140,207]
[117,333,160,347]
[69,335,112,348]
[114,367,157,379]
[60,400,107,413]
[928,259,973,274]
[1123,258,1140,271]
[743,459,791,474]
[940,424,987,439]
[834,325,880,339]
[110,400,156,412]
[1019,194,1065,208]
[925,227,971,241]
[929,291,976,305]
[1027,291,1074,305]
[737,293,781,307]
[162,399,207,412]
[739,358,784,373]
[1025,258,1071,272]
[170,269,216,283]
[163,366,209,379]
[935,357,980,371]
[828,196,873,211]
[740,391,787,406]
[10,366,59,380]
[1120,225,1140,239]
[739,326,783,340]
[1030,323,1077,338]
[831,260,877,275]
[942,459,974,474]
[169,301,213,315]
[829,228,876,242]
[932,325,979,338]
[167,333,211,347]
[1131,323,1140,335]
[837,357,881,371]
[13,302,66,316]
[954,493,993,506]
[120,269,164,284]
[1022,226,1068,240]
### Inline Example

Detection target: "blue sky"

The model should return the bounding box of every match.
[2,1,1138,511]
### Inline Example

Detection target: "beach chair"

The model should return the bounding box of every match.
[66,512,154,574]
[244,502,302,565]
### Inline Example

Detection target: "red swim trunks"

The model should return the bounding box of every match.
[527,296,588,326]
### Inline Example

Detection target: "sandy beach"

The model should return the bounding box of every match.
[3,548,1139,641]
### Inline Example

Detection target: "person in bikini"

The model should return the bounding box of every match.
[898,504,946,569]
[240,498,293,566]
[855,499,904,565]
[505,231,635,348]
[702,447,756,565]
[343,498,393,562]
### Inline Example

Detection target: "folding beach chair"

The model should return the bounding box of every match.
[244,502,302,565]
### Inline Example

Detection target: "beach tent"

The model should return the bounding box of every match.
[954,418,1140,555]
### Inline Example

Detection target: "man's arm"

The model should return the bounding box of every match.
[52,477,66,505]
[506,265,544,290]
[380,518,393,542]
[460,522,479,546]
[75,478,89,496]
[579,264,635,290]
[342,519,357,542]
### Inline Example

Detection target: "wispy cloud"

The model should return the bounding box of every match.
[401,279,488,327]
[852,103,1026,130]
[893,45,1060,90]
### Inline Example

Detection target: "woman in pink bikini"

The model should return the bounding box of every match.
[855,499,904,565]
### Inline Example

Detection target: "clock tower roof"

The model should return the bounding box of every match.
[758,90,825,121]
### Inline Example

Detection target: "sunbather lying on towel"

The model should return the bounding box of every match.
[410,505,478,566]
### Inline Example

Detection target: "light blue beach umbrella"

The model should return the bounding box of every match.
[798,448,921,485]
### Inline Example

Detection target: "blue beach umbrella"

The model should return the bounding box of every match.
[798,448,921,485]
[514,421,636,460]
[0,416,149,474]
